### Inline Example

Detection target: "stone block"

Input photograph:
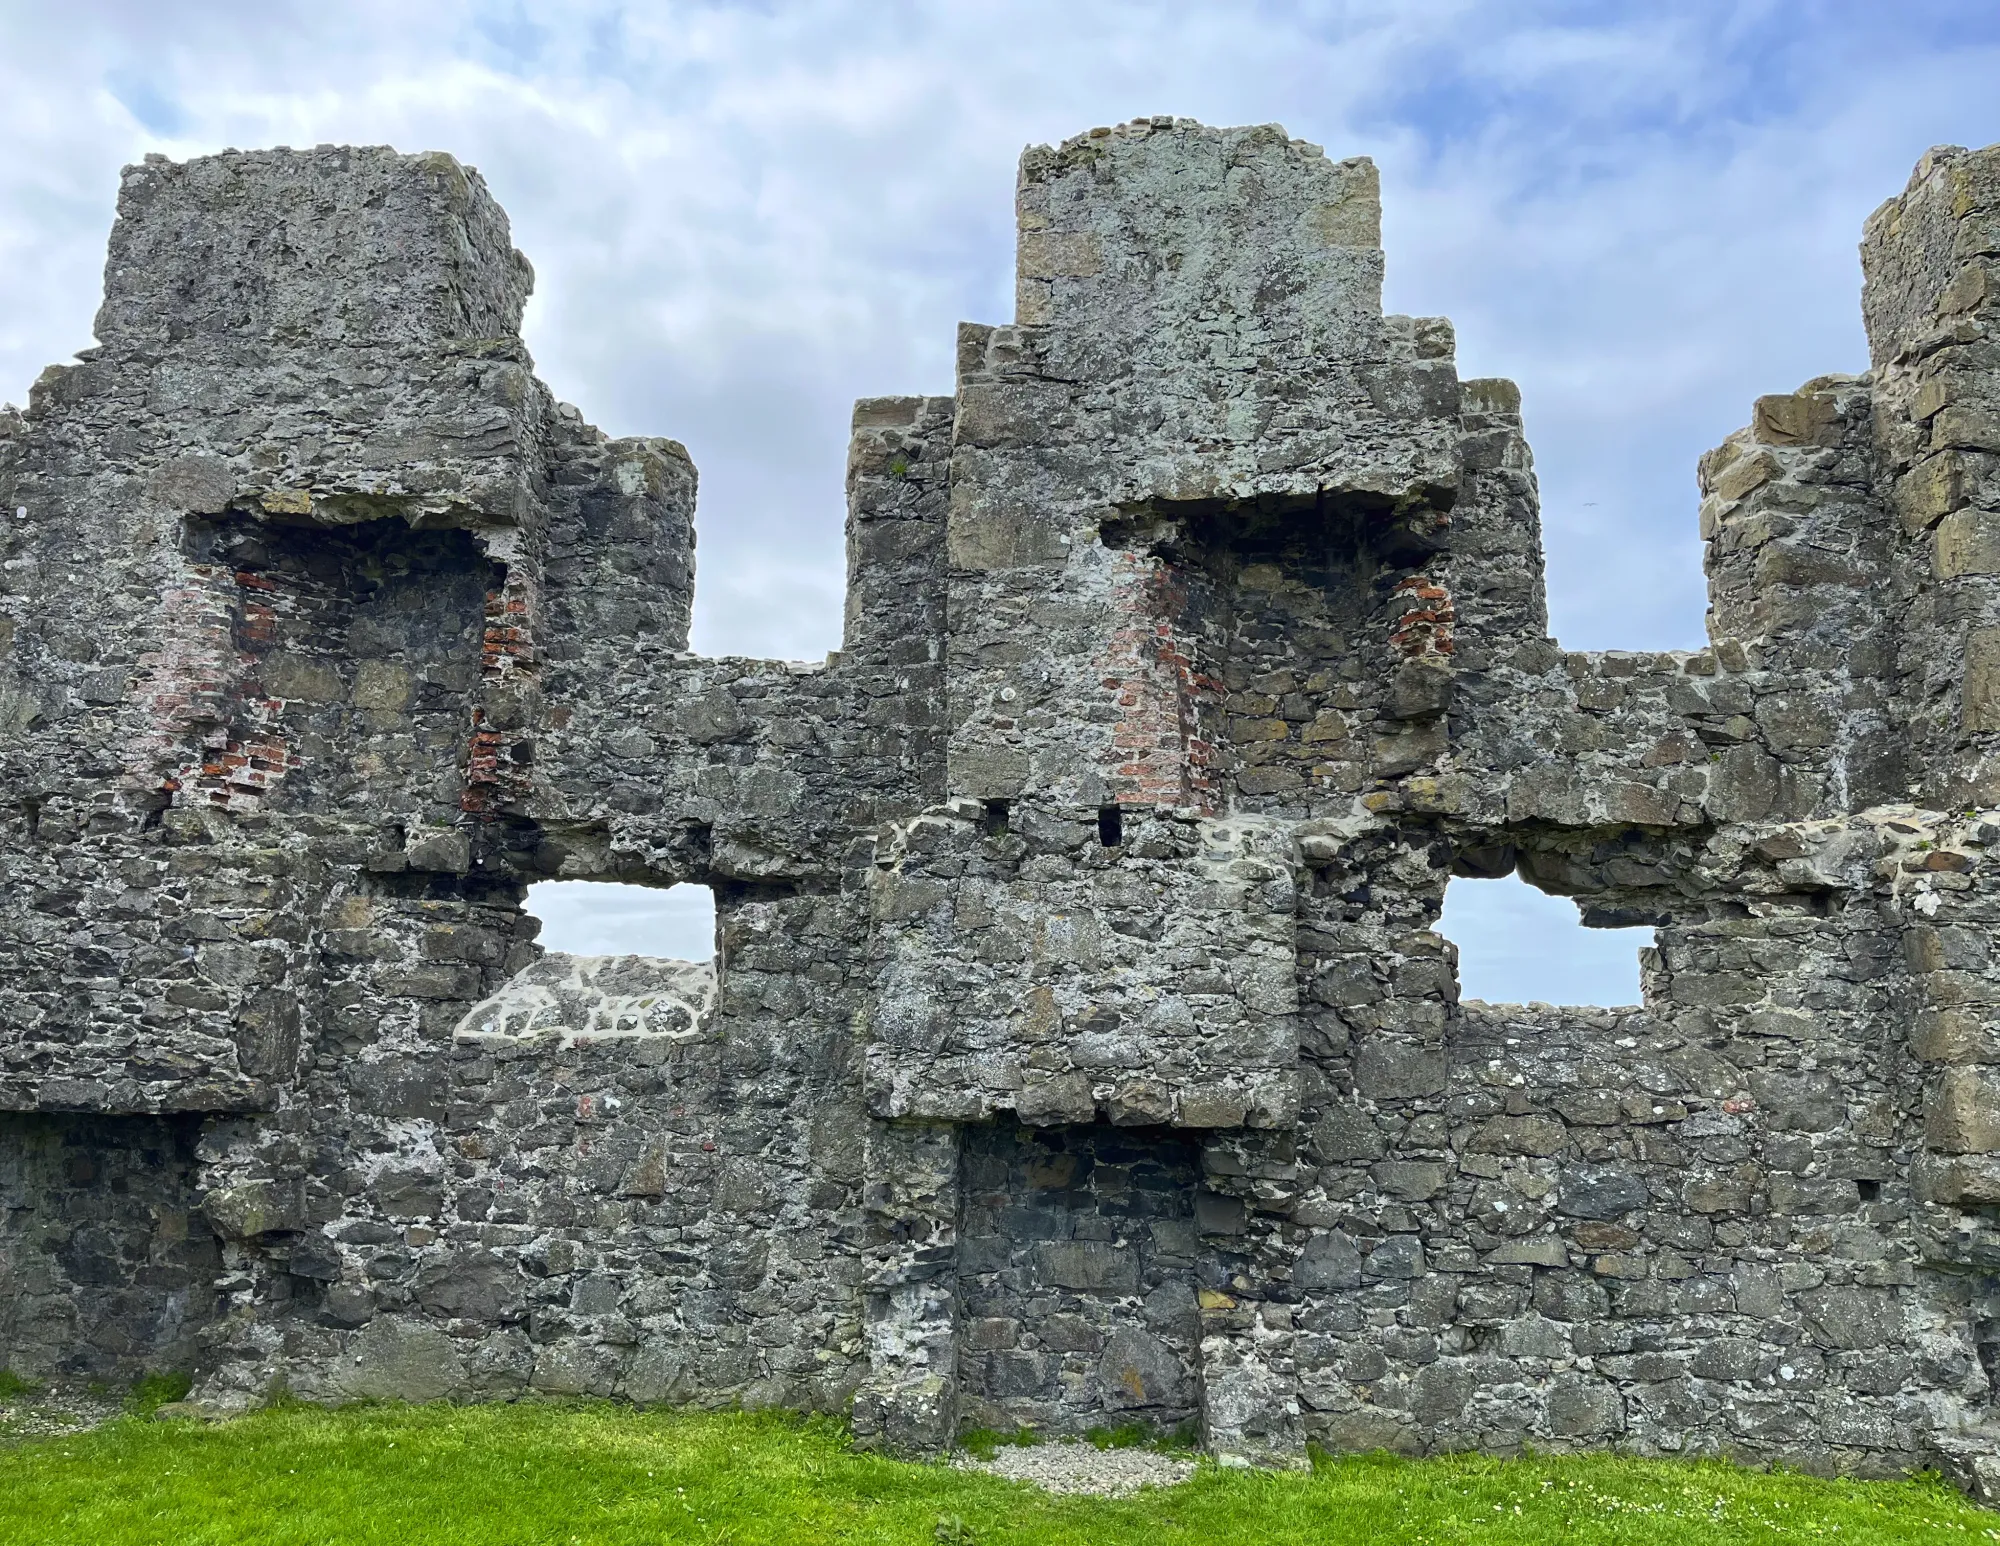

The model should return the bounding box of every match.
[1294,1231,1363,1290]
[1753,390,1842,447]
[1548,1377,1625,1438]
[1705,743,1783,822]
[1917,1152,2000,1206]
[1408,1361,1474,1425]
[200,1178,302,1239]
[1312,1106,1387,1162]
[1689,1337,1767,1381]
[405,830,472,874]
[1365,1236,1426,1280]
[1682,1166,1760,1215]
[1354,1040,1445,1099]
[337,1316,467,1403]
[1314,1408,1420,1455]
[1468,1114,1567,1157]
[1894,451,1972,532]
[947,493,1068,570]
[1935,508,2000,577]
[1372,1160,1448,1201]
[1802,1287,1898,1351]
[352,660,416,711]
[1935,404,2000,452]
[1711,447,1781,502]
[1926,1066,2000,1153]
[1386,660,1453,721]
[1486,1236,1569,1268]
[1497,1314,1571,1358]
[1967,629,2000,732]
[1099,1327,1190,1409]
[1558,1167,1650,1220]
[1034,1240,1139,1293]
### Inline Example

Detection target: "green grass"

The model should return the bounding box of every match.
[957,1424,1040,1461]
[1085,1418,1199,1451]
[127,1370,194,1417]
[0,1401,1994,1544]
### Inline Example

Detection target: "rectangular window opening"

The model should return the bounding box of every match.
[523,879,716,962]
[1098,804,1123,847]
[1437,873,1650,1008]
[981,798,1011,837]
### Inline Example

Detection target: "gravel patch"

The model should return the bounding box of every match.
[0,1383,125,1443]
[955,1441,1198,1497]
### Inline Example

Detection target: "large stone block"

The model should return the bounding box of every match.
[336,1317,468,1403]
[1935,508,2000,576]
[1926,1066,2000,1153]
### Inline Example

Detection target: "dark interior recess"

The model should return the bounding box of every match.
[1096,488,1455,817]
[0,1113,219,1383]
[956,1119,1203,1438]
[181,512,498,822]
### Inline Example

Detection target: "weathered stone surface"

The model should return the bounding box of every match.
[337,1317,467,1403]
[1926,1067,2000,1153]
[3,123,2000,1487]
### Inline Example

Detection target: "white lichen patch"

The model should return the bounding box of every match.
[453,952,716,1046]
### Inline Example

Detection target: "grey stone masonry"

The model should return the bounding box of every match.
[5,119,2000,1491]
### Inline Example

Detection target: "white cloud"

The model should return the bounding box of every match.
[526,880,716,960]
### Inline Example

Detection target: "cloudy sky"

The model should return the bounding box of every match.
[3,1,1994,997]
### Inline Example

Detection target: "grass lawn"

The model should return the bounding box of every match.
[0,1400,1994,1544]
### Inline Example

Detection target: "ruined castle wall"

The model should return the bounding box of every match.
[182,874,882,1413]
[160,368,958,1412]
[0,147,552,1123]
[1279,794,1982,1472]
[946,126,1461,815]
[525,395,949,890]
[7,121,2000,1491]
[865,804,1299,1131]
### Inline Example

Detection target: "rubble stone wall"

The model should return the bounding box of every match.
[6,120,2000,1491]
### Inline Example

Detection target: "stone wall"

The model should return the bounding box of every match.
[1289,989,1969,1471]
[5,119,2000,1492]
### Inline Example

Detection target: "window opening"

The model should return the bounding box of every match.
[523,880,715,961]
[1436,874,1648,1007]
[1098,804,1123,847]
[981,798,1011,837]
